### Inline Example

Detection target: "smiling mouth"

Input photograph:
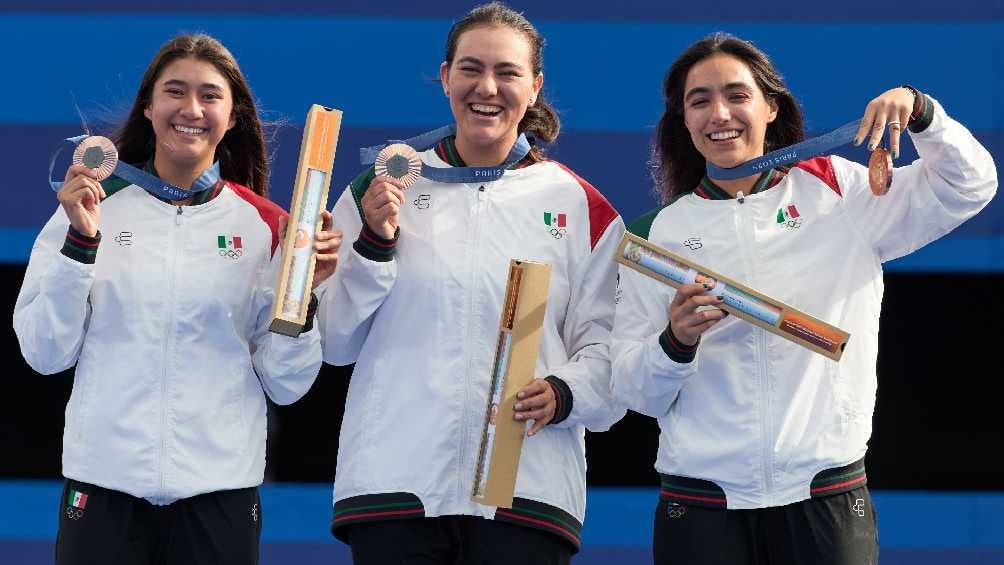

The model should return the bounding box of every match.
[173,124,207,135]
[469,103,502,117]
[707,130,742,142]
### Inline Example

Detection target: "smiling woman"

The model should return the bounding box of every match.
[13,33,341,565]
[317,3,625,564]
[611,33,997,565]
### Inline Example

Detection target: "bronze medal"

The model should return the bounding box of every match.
[374,143,422,189]
[868,148,892,196]
[72,136,118,181]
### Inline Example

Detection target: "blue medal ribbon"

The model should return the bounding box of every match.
[360,124,532,184]
[706,120,860,180]
[49,135,220,201]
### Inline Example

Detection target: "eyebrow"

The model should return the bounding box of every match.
[455,56,526,72]
[162,79,225,92]
[684,81,754,102]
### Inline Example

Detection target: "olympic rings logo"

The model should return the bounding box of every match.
[219,248,243,260]
[66,506,84,520]
[782,218,802,230]
[550,227,567,239]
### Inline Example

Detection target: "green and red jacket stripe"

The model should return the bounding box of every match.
[61,224,101,264]
[659,474,728,508]
[659,458,866,508]
[495,497,583,551]
[907,89,935,134]
[544,375,573,425]
[658,322,698,363]
[809,458,867,497]
[346,166,399,262]
[331,492,426,535]
[331,493,584,551]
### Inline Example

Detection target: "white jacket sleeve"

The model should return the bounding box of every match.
[610,249,699,419]
[317,186,398,366]
[13,209,95,375]
[549,217,627,432]
[248,241,323,406]
[835,96,997,263]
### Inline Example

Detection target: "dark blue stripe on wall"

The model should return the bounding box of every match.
[2,16,1001,132]
[2,0,1001,21]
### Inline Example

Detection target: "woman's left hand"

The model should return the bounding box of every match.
[854,87,915,159]
[311,211,342,288]
[514,378,556,437]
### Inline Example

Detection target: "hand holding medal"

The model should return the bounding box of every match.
[57,136,117,237]
[853,86,918,195]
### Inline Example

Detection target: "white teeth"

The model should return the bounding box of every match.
[470,104,502,115]
[709,130,741,141]
[174,125,206,135]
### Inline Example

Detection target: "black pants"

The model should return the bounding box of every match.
[55,479,262,565]
[653,487,878,565]
[346,516,572,565]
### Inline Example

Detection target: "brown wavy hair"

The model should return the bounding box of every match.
[652,33,805,202]
[113,33,269,196]
[444,2,560,156]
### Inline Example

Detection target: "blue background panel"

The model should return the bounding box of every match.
[1,482,1003,564]
[1,13,1000,269]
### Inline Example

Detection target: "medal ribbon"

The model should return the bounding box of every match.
[706,120,860,180]
[360,124,532,184]
[49,135,220,201]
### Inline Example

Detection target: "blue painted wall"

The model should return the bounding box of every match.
[0,1,1000,269]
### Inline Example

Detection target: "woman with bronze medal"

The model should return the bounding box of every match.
[611,33,996,564]
[317,3,624,563]
[14,34,341,565]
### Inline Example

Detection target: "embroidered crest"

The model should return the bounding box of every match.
[776,204,802,231]
[217,235,244,260]
[544,211,567,239]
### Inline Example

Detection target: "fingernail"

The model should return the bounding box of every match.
[722,311,730,317]
[868,142,876,151]
[852,137,861,146]
[517,392,524,399]
[515,403,522,410]
[717,295,724,301]
[702,283,711,290]
[893,150,899,159]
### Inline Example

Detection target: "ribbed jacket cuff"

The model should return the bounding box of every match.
[61,226,101,264]
[659,323,698,363]
[300,293,319,333]
[905,87,934,133]
[353,223,398,262]
[544,376,573,425]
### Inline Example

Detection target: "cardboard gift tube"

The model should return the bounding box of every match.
[269,105,342,337]
[615,233,850,361]
[472,260,551,508]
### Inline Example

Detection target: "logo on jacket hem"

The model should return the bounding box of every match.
[683,237,702,250]
[413,194,431,209]
[218,235,243,260]
[777,204,802,231]
[66,489,88,520]
[544,211,567,239]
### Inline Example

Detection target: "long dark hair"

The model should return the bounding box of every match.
[113,33,269,196]
[653,33,805,202]
[444,2,560,155]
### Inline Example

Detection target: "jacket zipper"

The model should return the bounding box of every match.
[458,184,489,500]
[159,205,183,499]
[735,192,775,505]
